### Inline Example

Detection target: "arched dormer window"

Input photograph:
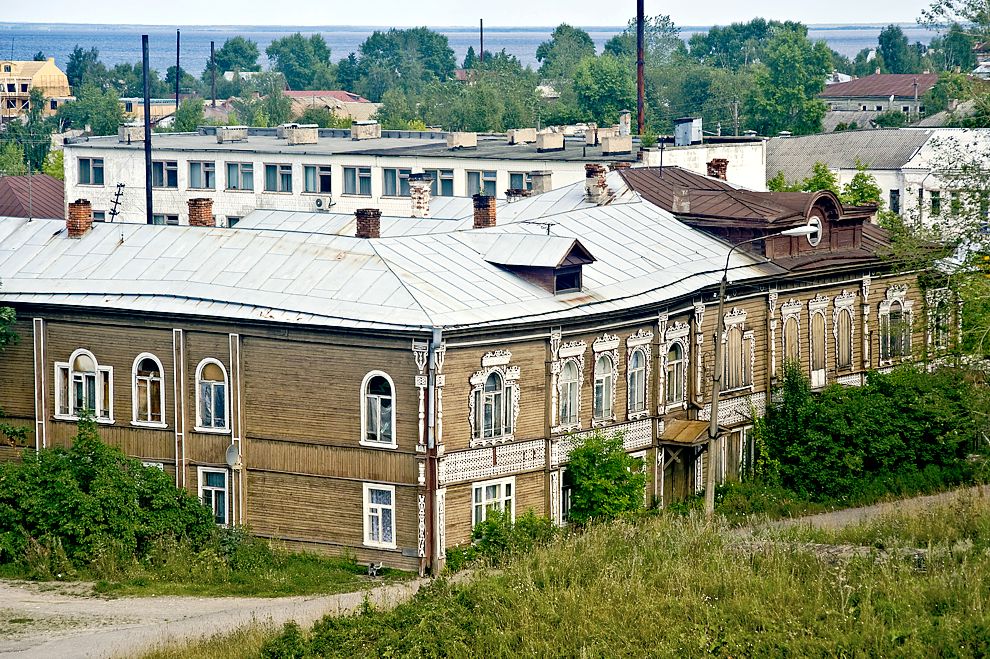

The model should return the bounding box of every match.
[195,359,228,432]
[361,371,396,448]
[593,354,614,421]
[558,360,580,426]
[132,353,165,426]
[54,349,113,422]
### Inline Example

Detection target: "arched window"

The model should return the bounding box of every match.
[475,371,511,440]
[836,308,853,369]
[593,355,614,421]
[725,327,746,390]
[783,316,799,362]
[628,348,647,413]
[361,371,395,447]
[882,300,910,360]
[666,343,685,405]
[132,353,165,426]
[811,312,827,373]
[196,359,228,431]
[558,360,579,426]
[55,349,113,421]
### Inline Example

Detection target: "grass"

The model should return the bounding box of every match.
[142,622,275,659]
[154,492,990,658]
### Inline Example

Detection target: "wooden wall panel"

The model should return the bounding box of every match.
[186,432,233,466]
[0,320,35,418]
[248,437,417,484]
[45,420,173,459]
[184,330,231,434]
[444,469,546,548]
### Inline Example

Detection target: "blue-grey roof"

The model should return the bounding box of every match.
[766,129,933,182]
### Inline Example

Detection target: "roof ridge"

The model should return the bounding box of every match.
[368,239,439,329]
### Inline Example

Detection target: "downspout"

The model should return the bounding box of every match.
[426,326,443,574]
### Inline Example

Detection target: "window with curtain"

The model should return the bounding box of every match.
[883,301,911,359]
[725,327,746,390]
[474,372,512,440]
[628,348,646,413]
[199,468,228,525]
[836,308,853,369]
[363,484,395,548]
[558,360,579,426]
[666,343,685,405]
[133,355,164,425]
[197,360,228,430]
[56,350,113,421]
[363,374,394,445]
[593,355,613,421]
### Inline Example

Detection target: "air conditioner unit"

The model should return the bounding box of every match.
[313,196,334,212]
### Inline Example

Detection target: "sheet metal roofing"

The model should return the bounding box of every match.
[0,175,779,333]
[818,73,940,99]
[766,129,934,182]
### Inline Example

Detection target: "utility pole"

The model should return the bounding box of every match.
[142,35,154,225]
[210,40,217,108]
[733,99,739,137]
[636,0,645,135]
[175,30,181,115]
[480,19,484,64]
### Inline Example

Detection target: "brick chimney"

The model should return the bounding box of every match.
[188,198,215,227]
[408,173,432,218]
[356,208,381,239]
[530,170,552,195]
[67,199,93,238]
[473,195,496,229]
[672,188,691,214]
[707,158,728,181]
[584,163,609,204]
[609,161,632,172]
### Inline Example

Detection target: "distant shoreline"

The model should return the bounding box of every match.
[0,22,932,31]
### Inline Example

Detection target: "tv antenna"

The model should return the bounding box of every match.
[108,183,125,222]
[521,220,556,235]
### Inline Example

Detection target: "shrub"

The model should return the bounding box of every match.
[566,430,646,526]
[471,508,557,565]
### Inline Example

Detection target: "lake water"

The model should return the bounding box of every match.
[0,23,936,77]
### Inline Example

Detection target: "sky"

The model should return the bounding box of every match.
[2,0,933,27]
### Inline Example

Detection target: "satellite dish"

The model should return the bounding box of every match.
[225,443,240,468]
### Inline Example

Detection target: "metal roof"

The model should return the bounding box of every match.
[819,73,939,99]
[0,175,779,333]
[483,235,593,268]
[766,129,933,182]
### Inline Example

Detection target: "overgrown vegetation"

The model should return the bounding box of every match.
[0,415,408,596]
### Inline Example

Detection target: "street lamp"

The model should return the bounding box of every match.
[704,223,819,520]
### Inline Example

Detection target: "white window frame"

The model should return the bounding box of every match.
[592,354,615,422]
[131,352,167,428]
[225,161,254,191]
[628,347,648,415]
[188,160,216,190]
[879,286,913,365]
[362,483,397,549]
[558,359,580,428]
[78,157,104,186]
[664,340,687,407]
[194,358,230,433]
[809,304,828,389]
[360,370,397,449]
[197,466,229,526]
[472,476,515,527]
[54,348,114,423]
[468,352,520,448]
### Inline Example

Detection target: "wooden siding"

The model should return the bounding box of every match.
[444,470,545,548]
[248,437,417,484]
[0,320,35,419]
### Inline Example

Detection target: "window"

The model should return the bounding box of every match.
[902,106,910,113]
[628,348,647,414]
[666,343,685,405]
[2,65,9,72]
[195,359,228,431]
[132,354,165,426]
[593,355,614,421]
[918,188,925,211]
[383,168,412,196]
[725,327,748,390]
[78,158,104,186]
[343,166,372,196]
[152,214,179,225]
[125,101,134,113]
[931,191,941,216]
[558,360,579,426]
[226,216,241,227]
[889,189,901,214]
[363,483,396,548]
[264,163,292,192]
[93,211,106,222]
[198,467,228,525]
[931,294,951,352]
[361,371,395,447]
[20,83,28,93]
[425,169,454,196]
[554,267,582,294]
[472,477,514,526]
[875,105,883,111]
[304,165,332,193]
[783,316,799,362]
[226,162,253,191]
[50,99,57,111]
[474,372,511,441]
[188,161,215,189]
[836,308,853,369]
[509,172,532,190]
[881,300,911,360]
[152,160,178,188]
[55,349,113,422]
[467,170,497,196]
[810,312,827,385]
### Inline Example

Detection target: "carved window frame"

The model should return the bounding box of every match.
[550,339,587,434]
[833,290,856,371]
[878,285,913,365]
[468,350,520,448]
[722,308,754,394]
[780,299,803,366]
[662,321,690,413]
[926,287,952,353]
[808,294,829,385]
[54,348,114,423]
[626,329,653,420]
[591,334,619,427]
[131,352,167,429]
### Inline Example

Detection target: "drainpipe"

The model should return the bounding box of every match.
[426,326,443,574]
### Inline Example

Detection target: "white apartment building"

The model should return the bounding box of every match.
[63,125,767,226]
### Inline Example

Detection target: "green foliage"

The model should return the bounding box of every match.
[639,131,657,148]
[171,98,204,133]
[536,24,596,79]
[745,29,831,136]
[801,161,841,194]
[351,28,457,101]
[445,509,557,571]
[925,72,976,114]
[760,363,986,503]
[56,84,123,135]
[0,142,27,176]
[265,33,335,91]
[211,37,262,74]
[1,89,55,171]
[573,53,636,126]
[66,45,106,89]
[767,170,800,192]
[840,163,884,206]
[687,19,809,69]
[873,110,909,128]
[232,73,291,127]
[926,24,978,72]
[261,621,307,659]
[603,15,684,67]
[293,107,351,129]
[565,430,646,525]
[878,25,924,74]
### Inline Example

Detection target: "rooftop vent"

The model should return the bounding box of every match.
[473,194,496,229]
[275,123,300,139]
[67,199,93,239]
[118,123,144,144]
[601,134,632,156]
[529,170,552,194]
[507,128,537,145]
[618,110,632,137]
[409,172,432,218]
[351,121,381,141]
[355,208,381,239]
[286,124,319,145]
[447,132,477,149]
[673,117,702,146]
[483,234,596,295]
[536,132,564,153]
[216,126,249,144]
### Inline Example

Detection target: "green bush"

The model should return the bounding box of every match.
[0,414,214,570]
[566,430,646,525]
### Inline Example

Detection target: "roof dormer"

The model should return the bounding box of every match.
[483,234,596,294]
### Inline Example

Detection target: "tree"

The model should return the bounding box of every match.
[536,24,596,80]
[266,33,334,91]
[32,51,45,61]
[55,84,123,136]
[565,431,646,526]
[603,14,684,67]
[165,66,201,96]
[924,72,976,113]
[745,30,832,136]
[212,37,261,73]
[0,142,27,176]
[231,73,291,127]
[65,45,106,89]
[921,0,990,39]
[172,98,204,132]
[573,54,637,126]
[352,28,457,100]
[462,46,478,69]
[42,150,64,181]
[336,53,361,92]
[873,110,908,128]
[926,24,977,72]
[687,19,808,69]
[840,164,883,206]
[294,107,351,128]
[878,25,923,74]
[3,89,54,171]
[801,162,841,194]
